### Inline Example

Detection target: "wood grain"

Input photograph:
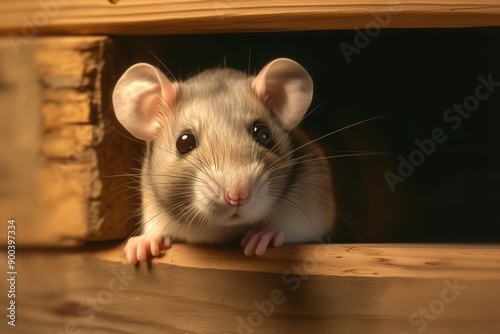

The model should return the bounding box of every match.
[0,243,498,333]
[0,37,141,246]
[98,242,500,279]
[1,0,500,37]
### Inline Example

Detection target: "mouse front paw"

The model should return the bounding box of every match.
[124,235,172,264]
[240,227,285,256]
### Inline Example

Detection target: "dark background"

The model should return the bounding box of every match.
[116,27,500,243]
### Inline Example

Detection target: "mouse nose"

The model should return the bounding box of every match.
[225,185,250,206]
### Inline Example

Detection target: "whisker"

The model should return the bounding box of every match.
[267,115,387,170]
[247,47,252,75]
[121,198,159,228]
[148,50,177,81]
[260,102,327,163]
[336,211,364,243]
[266,151,388,177]
[332,174,397,199]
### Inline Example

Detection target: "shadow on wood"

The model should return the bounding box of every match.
[1,243,499,333]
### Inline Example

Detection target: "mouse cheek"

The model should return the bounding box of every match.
[192,181,217,214]
[192,171,228,215]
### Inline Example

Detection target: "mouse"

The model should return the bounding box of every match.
[112,58,335,264]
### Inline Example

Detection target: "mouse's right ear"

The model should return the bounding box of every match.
[112,63,176,141]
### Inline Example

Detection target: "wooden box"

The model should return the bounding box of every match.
[0,1,499,333]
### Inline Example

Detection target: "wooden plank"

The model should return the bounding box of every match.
[0,37,141,246]
[1,0,500,39]
[0,38,42,245]
[0,244,499,333]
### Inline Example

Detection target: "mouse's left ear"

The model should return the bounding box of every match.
[252,58,313,130]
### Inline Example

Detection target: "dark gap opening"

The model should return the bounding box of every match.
[113,27,500,243]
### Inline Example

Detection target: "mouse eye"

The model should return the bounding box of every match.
[176,131,197,155]
[252,122,274,149]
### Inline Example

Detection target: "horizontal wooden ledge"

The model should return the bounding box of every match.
[4,243,500,333]
[1,0,500,36]
[91,242,500,279]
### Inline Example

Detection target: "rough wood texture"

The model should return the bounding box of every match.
[0,37,140,246]
[0,244,499,333]
[1,0,500,38]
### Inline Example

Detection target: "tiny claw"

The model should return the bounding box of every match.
[150,239,162,257]
[126,248,138,265]
[272,230,285,247]
[124,235,172,264]
[241,228,284,256]
[240,229,257,248]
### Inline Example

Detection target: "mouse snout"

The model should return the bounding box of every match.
[224,181,251,206]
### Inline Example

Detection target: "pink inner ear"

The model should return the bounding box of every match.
[252,58,313,130]
[135,73,175,141]
[252,76,266,99]
[113,63,177,142]
[265,81,286,114]
[159,77,177,106]
[141,94,163,136]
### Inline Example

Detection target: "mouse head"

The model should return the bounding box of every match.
[112,58,313,228]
